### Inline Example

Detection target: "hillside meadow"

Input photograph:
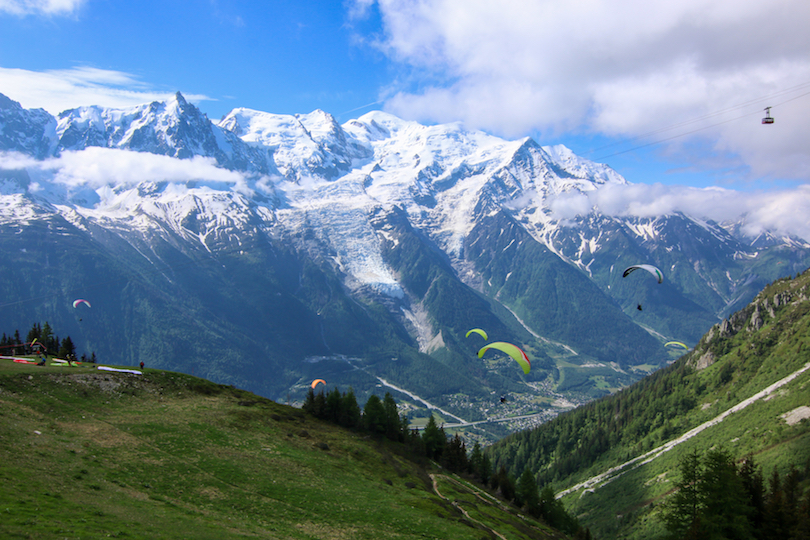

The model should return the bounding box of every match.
[0,360,566,540]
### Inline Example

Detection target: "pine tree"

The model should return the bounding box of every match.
[699,447,753,540]
[763,470,786,540]
[324,388,342,423]
[362,394,386,435]
[664,448,704,538]
[58,336,76,359]
[339,388,361,429]
[421,414,445,460]
[469,442,484,477]
[480,453,492,485]
[782,466,801,536]
[302,388,317,415]
[382,392,402,442]
[739,456,765,532]
[41,322,54,351]
[516,468,541,516]
[441,434,468,473]
[493,465,515,501]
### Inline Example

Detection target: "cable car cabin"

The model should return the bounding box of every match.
[762,107,774,124]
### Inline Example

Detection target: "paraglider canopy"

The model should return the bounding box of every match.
[465,328,488,341]
[622,264,663,284]
[478,342,531,374]
[311,379,326,389]
[665,341,689,350]
[72,299,91,308]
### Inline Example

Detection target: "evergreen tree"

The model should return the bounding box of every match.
[699,448,753,540]
[516,468,541,516]
[302,388,317,415]
[58,336,76,359]
[493,465,515,501]
[441,434,468,473]
[795,490,810,540]
[311,391,327,419]
[782,466,801,535]
[339,388,361,429]
[763,470,786,540]
[469,442,484,477]
[480,453,492,485]
[362,394,387,435]
[664,449,704,538]
[41,322,54,351]
[324,388,342,423]
[382,392,402,442]
[421,414,445,460]
[739,456,765,533]
[26,323,41,348]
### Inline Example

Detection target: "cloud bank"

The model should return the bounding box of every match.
[3,146,807,242]
[2,148,246,193]
[548,182,810,242]
[354,0,810,182]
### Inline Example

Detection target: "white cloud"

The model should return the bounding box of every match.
[0,66,212,115]
[354,0,810,182]
[2,148,245,188]
[0,0,85,16]
[548,182,810,241]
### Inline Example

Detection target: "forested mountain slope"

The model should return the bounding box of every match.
[487,268,810,538]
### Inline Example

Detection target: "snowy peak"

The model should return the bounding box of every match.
[218,107,370,181]
[56,92,214,158]
[0,92,56,159]
[52,93,272,174]
[540,144,627,186]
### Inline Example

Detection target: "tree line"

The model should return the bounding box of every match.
[664,447,810,540]
[0,322,95,362]
[303,386,590,539]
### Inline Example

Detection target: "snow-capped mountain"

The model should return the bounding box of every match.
[1,92,807,437]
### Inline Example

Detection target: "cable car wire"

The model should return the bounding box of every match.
[591,86,810,161]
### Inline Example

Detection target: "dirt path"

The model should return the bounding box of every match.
[430,473,508,540]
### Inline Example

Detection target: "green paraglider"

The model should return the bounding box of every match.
[478,342,531,374]
[465,328,488,340]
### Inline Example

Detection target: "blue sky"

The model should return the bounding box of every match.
[1,0,810,236]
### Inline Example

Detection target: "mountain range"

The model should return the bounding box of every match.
[1,91,808,440]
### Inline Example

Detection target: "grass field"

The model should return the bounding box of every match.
[0,359,565,539]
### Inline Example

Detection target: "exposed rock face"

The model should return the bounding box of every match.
[689,273,809,370]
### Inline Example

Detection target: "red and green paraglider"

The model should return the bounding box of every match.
[478,342,531,374]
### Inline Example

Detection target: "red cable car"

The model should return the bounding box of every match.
[762,106,774,124]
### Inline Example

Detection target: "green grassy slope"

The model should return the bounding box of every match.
[487,270,810,539]
[0,362,566,540]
